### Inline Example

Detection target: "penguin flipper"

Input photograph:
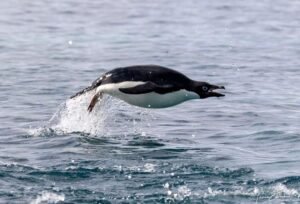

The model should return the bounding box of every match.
[119,82,179,94]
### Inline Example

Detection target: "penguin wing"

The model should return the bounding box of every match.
[119,82,180,94]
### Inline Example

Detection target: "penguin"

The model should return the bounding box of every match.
[70,65,225,112]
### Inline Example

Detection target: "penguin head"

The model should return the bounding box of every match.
[193,82,225,99]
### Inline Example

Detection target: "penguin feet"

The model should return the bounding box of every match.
[87,92,103,112]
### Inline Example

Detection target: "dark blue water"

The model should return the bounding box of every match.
[1,0,300,203]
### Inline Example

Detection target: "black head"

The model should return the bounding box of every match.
[191,81,225,99]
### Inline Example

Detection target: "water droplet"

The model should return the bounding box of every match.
[163,182,170,189]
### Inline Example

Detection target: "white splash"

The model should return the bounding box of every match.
[143,163,156,172]
[271,183,300,198]
[49,92,110,135]
[27,91,154,137]
[176,185,192,199]
[30,191,65,204]
[166,185,192,200]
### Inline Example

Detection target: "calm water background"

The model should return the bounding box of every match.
[1,0,300,203]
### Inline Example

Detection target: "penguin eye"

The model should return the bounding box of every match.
[202,86,208,91]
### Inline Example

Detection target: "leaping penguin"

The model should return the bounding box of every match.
[70,65,225,112]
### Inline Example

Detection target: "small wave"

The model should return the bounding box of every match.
[161,180,298,202]
[27,127,57,137]
[203,186,260,199]
[173,164,254,179]
[0,161,36,172]
[30,191,65,204]
[271,183,299,197]
[202,183,300,202]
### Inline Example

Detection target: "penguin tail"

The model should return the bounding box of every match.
[70,76,103,99]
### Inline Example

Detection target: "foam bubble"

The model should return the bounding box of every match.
[177,185,192,199]
[30,191,65,204]
[202,183,300,201]
[166,185,192,200]
[163,182,170,189]
[143,163,156,172]
[203,186,262,199]
[271,183,299,198]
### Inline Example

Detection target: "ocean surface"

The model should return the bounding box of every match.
[1,0,300,203]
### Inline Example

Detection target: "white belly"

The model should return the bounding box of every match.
[97,82,199,108]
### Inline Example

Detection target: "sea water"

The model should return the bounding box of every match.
[0,0,300,203]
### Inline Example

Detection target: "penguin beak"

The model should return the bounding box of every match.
[207,85,225,97]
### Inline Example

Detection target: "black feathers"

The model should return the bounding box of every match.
[70,65,192,98]
[102,65,191,87]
